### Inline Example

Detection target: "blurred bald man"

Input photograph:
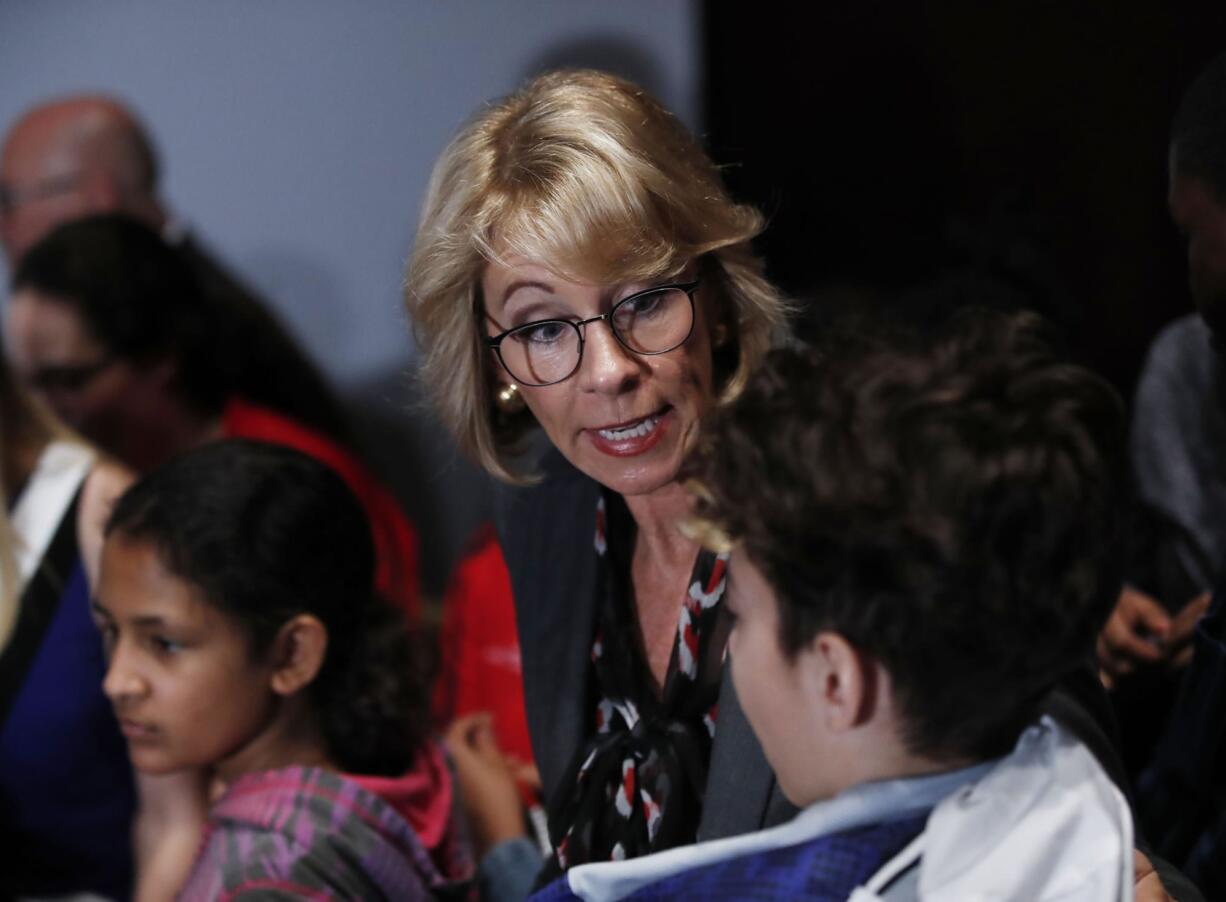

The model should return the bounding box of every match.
[0,95,352,441]
[0,97,158,259]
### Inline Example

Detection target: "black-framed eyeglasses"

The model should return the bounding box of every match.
[27,355,117,393]
[485,280,700,387]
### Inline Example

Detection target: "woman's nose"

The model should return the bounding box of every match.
[578,321,641,395]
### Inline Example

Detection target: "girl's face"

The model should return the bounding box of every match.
[481,256,718,498]
[93,534,280,778]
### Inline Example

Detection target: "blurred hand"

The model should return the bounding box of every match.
[509,758,543,796]
[1097,587,1172,683]
[444,713,528,855]
[1166,591,1211,670]
[1134,850,1174,902]
[133,768,210,902]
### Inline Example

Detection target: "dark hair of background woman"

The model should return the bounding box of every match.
[12,214,351,441]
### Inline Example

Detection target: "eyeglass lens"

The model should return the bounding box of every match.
[29,357,115,392]
[498,286,694,386]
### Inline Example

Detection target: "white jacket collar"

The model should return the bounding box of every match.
[564,717,1131,902]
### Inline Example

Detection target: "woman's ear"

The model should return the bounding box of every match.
[268,614,328,696]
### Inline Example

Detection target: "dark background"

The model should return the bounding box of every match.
[704,4,1226,400]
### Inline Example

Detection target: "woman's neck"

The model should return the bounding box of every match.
[623,481,698,566]
[624,482,703,690]
[122,405,222,474]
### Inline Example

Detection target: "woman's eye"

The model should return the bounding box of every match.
[620,290,667,317]
[513,321,570,345]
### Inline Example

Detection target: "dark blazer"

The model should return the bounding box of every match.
[495,448,1202,899]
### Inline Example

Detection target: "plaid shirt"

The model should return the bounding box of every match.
[179,765,473,901]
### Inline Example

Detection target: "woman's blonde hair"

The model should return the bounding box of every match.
[406,69,788,482]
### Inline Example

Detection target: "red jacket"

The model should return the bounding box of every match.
[223,397,420,619]
[435,525,534,768]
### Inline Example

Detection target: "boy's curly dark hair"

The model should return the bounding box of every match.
[688,309,1125,760]
[107,439,428,776]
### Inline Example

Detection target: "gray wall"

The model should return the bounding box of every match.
[0,2,702,593]
[0,1,701,383]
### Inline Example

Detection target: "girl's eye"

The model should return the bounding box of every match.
[512,320,571,345]
[97,623,118,655]
[150,635,184,655]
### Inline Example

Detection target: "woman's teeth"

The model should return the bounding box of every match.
[598,415,661,441]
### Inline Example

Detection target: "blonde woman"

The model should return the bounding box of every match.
[408,70,787,881]
[0,354,203,900]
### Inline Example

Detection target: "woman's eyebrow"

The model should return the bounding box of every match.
[501,279,555,306]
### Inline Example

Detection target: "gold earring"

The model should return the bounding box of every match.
[714,323,729,348]
[495,382,526,413]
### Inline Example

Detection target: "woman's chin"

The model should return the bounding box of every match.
[572,446,686,498]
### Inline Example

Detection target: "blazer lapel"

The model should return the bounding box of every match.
[697,663,797,841]
[495,452,602,807]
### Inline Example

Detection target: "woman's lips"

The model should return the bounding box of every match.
[587,409,670,457]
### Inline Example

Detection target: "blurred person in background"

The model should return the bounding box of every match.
[1103,53,1226,690]
[4,213,420,618]
[0,94,352,444]
[1117,50,1226,896]
[0,344,203,900]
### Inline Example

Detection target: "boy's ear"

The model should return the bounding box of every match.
[805,631,877,733]
[268,614,328,696]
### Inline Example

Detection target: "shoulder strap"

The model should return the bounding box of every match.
[0,488,85,729]
[10,441,95,587]
[851,830,926,900]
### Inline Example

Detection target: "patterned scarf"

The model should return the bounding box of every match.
[547,493,730,871]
